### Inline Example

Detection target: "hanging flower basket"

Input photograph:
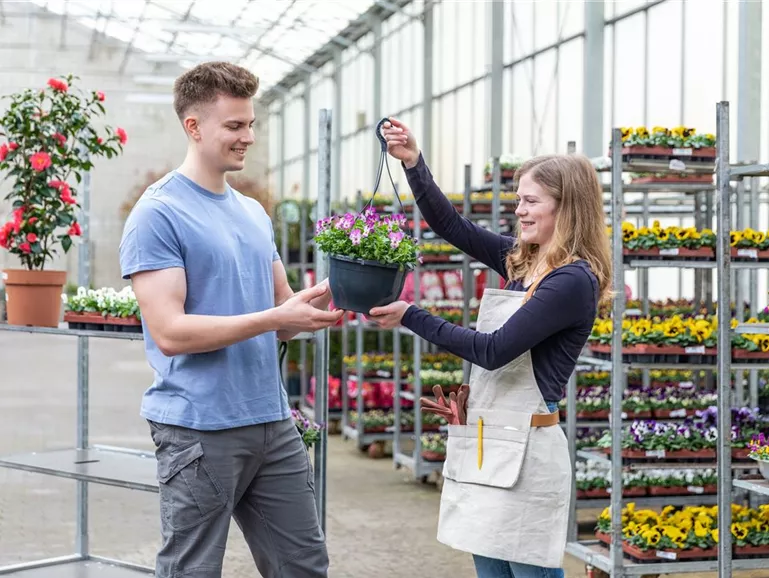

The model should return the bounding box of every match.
[314,118,419,314]
[316,209,417,314]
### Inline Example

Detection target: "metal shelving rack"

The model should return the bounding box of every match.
[391,159,517,481]
[0,325,320,578]
[565,101,769,578]
[0,110,335,577]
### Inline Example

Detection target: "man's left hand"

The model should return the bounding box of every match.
[367,301,410,329]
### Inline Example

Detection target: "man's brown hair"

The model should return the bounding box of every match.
[173,61,259,119]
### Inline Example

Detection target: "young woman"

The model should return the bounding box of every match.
[368,118,612,578]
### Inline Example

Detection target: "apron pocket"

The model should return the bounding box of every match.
[443,423,529,489]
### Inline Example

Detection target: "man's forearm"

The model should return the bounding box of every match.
[157,309,282,356]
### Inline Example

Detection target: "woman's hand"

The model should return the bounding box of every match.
[367,300,411,329]
[381,118,420,168]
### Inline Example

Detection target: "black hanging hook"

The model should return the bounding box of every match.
[375,117,390,152]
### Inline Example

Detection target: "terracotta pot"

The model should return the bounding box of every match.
[421,450,446,462]
[648,485,687,496]
[623,247,714,259]
[3,268,67,328]
[631,174,714,184]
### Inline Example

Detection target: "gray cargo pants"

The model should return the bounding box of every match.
[148,416,328,578]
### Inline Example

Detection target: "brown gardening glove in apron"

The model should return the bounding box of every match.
[419,384,469,425]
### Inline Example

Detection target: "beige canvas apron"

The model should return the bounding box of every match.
[436,286,572,569]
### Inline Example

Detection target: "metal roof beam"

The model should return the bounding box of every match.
[259,0,414,105]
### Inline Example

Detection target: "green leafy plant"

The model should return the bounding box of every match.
[314,207,418,266]
[0,74,126,269]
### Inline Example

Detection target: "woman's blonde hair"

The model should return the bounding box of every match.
[505,154,612,303]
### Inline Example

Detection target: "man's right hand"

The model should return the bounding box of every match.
[275,282,344,334]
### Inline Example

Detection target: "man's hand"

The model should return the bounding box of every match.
[275,282,344,337]
[367,300,411,329]
[309,278,333,312]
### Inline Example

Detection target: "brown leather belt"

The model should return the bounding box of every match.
[530,411,560,427]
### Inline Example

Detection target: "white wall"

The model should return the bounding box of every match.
[0,3,271,290]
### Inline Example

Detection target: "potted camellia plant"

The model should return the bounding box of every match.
[0,74,126,327]
[314,206,419,314]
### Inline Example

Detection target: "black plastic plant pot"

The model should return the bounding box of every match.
[328,254,411,314]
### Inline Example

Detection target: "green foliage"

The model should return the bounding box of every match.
[0,74,126,270]
[314,207,419,266]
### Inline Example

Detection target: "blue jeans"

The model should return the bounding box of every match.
[473,555,565,578]
[472,400,564,578]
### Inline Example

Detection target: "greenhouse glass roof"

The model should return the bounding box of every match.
[27,0,382,94]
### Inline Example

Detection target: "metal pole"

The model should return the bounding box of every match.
[299,202,309,405]
[392,325,402,463]
[716,101,732,578]
[301,80,312,404]
[487,157,501,288]
[354,192,365,448]
[749,177,759,408]
[413,189,423,479]
[609,128,625,578]
[422,0,434,164]
[462,164,472,384]
[76,151,91,557]
[582,0,605,158]
[281,214,289,382]
[565,372,577,543]
[489,0,503,159]
[313,109,332,532]
[734,179,746,407]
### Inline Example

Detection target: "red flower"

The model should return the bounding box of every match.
[116,127,127,145]
[18,242,31,254]
[96,91,105,102]
[53,133,67,146]
[26,233,38,243]
[28,217,38,225]
[30,152,52,172]
[60,188,76,205]
[48,180,67,189]
[97,137,103,145]
[0,222,13,248]
[12,208,24,233]
[9,142,18,151]
[68,222,82,237]
[0,144,7,162]
[47,78,68,92]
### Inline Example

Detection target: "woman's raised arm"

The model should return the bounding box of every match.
[382,118,511,277]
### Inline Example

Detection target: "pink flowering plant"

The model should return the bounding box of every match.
[314,206,419,266]
[0,74,127,269]
[291,408,324,449]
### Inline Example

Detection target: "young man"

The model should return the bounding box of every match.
[119,61,341,578]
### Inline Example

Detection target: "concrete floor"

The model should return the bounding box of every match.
[0,331,766,578]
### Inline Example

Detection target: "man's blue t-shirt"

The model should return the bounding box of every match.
[119,171,289,431]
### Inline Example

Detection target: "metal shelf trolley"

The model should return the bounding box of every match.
[565,101,769,578]
[0,110,335,578]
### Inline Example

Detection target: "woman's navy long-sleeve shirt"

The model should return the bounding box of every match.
[399,154,599,402]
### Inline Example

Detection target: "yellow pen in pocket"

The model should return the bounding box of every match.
[477,416,483,469]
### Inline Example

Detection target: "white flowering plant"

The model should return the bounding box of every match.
[314,206,419,266]
[64,286,140,319]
